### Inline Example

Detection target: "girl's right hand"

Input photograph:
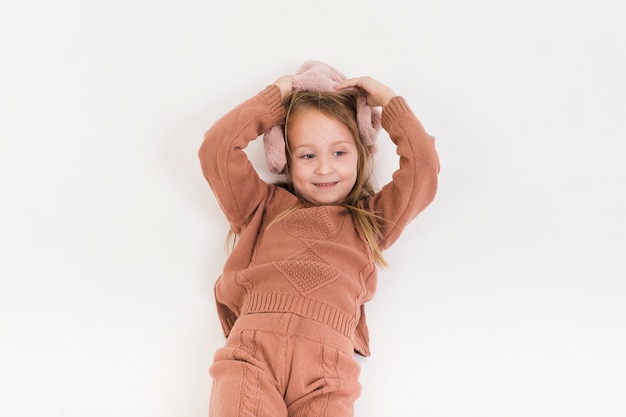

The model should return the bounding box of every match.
[273,75,293,99]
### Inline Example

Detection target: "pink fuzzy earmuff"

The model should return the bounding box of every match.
[263,60,382,174]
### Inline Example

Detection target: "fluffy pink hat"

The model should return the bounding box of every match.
[263,60,382,174]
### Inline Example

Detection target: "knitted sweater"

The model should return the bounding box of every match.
[199,85,439,356]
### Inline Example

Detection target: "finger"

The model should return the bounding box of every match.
[334,77,364,90]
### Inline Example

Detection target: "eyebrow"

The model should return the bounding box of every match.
[291,140,355,150]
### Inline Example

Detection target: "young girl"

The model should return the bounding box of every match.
[199,62,439,417]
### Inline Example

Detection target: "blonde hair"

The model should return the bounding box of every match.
[227,91,389,267]
[280,90,388,267]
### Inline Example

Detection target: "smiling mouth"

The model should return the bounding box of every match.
[314,182,338,188]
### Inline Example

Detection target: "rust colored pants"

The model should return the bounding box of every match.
[209,312,362,417]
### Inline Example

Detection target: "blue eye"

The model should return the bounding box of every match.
[334,151,346,157]
[301,153,315,159]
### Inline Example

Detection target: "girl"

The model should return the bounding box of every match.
[199,65,439,417]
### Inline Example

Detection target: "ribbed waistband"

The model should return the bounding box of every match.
[232,312,355,356]
[241,292,357,342]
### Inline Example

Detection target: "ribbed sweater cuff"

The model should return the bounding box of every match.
[259,84,285,119]
[381,96,413,130]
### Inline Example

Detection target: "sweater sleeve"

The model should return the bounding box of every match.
[198,85,285,233]
[367,96,440,250]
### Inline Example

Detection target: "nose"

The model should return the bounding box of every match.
[315,154,333,175]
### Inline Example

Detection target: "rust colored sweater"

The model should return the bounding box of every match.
[199,85,439,356]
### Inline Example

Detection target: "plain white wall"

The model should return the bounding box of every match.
[1,0,625,416]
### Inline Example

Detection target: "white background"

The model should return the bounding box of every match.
[1,0,625,416]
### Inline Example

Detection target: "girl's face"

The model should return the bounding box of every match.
[287,109,358,205]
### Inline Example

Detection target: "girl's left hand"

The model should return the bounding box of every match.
[334,76,397,108]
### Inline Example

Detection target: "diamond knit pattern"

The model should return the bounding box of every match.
[284,207,338,241]
[274,249,339,295]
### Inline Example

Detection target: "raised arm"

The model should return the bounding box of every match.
[198,82,288,233]
[337,76,440,249]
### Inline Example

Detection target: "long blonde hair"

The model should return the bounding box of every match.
[279,90,388,267]
[227,91,389,266]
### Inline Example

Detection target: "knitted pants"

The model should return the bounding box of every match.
[209,312,362,417]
